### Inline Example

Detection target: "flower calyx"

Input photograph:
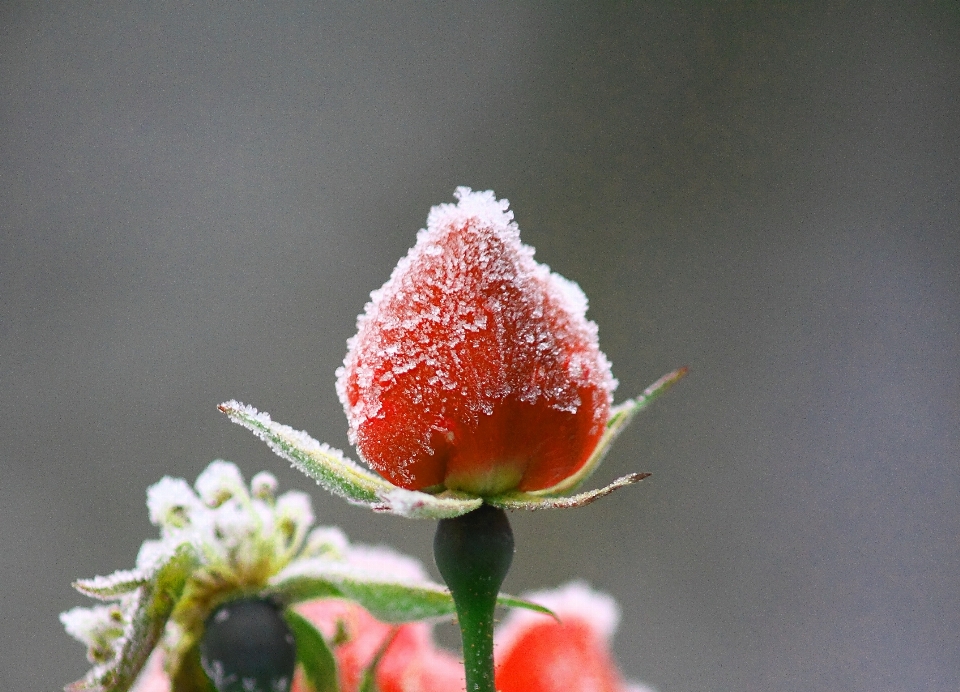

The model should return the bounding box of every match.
[219,366,685,519]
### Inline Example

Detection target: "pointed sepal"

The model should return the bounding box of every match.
[73,569,149,601]
[218,401,481,519]
[532,367,688,497]
[487,473,651,511]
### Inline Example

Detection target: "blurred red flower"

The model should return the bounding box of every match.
[494,582,651,692]
[130,584,651,692]
[337,188,617,495]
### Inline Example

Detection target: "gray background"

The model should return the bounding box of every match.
[2,2,958,691]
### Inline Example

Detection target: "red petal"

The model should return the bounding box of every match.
[495,619,624,692]
[337,188,616,493]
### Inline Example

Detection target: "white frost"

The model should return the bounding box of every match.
[336,187,617,478]
[60,604,120,645]
[146,477,203,528]
[195,459,248,507]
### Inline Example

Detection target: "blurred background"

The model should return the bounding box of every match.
[2,2,958,690]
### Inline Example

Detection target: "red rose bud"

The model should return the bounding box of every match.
[336,188,617,496]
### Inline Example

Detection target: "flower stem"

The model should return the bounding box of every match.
[434,505,514,692]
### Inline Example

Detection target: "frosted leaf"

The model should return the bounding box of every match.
[65,545,195,692]
[195,460,247,507]
[218,400,483,517]
[218,401,389,504]
[373,486,481,519]
[73,569,149,600]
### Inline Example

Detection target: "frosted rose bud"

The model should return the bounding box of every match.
[336,188,617,495]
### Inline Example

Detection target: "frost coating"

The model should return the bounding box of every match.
[337,187,617,493]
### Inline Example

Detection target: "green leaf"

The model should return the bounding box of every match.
[269,565,456,622]
[266,574,344,607]
[269,561,554,622]
[327,579,457,623]
[284,610,339,692]
[533,367,688,496]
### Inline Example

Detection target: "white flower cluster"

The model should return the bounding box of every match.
[62,460,435,692]
[137,460,318,579]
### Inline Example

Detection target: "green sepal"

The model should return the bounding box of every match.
[493,594,557,618]
[532,367,688,497]
[218,401,481,519]
[283,610,339,692]
[487,473,651,511]
[219,401,388,504]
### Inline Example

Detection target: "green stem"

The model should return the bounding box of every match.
[434,505,514,692]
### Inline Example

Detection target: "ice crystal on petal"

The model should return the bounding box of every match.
[337,187,617,493]
[275,491,314,529]
[146,477,203,529]
[136,537,190,575]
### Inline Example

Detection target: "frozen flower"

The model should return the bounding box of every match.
[336,187,616,495]
[219,188,685,518]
